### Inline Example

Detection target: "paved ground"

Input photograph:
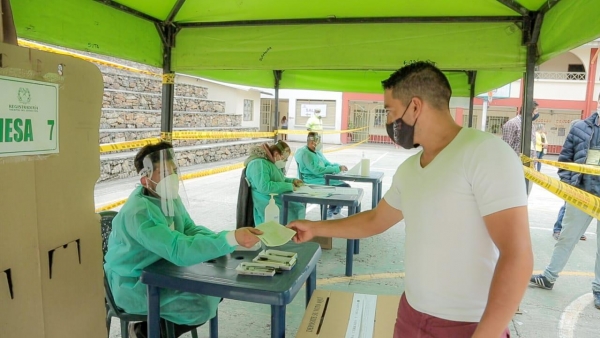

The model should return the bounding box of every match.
[99,142,600,338]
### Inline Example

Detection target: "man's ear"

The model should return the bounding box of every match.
[140,176,149,187]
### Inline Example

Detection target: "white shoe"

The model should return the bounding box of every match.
[128,322,138,338]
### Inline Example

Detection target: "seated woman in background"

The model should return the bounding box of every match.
[244,140,305,225]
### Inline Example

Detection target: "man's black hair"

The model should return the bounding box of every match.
[381,61,452,110]
[134,141,174,173]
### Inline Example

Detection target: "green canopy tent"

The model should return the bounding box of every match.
[8,0,600,160]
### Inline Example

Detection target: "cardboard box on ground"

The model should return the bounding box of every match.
[296,290,400,338]
[0,40,106,337]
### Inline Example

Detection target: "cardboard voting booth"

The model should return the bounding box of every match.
[0,39,106,337]
[296,290,400,338]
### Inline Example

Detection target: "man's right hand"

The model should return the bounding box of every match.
[287,220,317,243]
[235,227,263,248]
[340,165,348,172]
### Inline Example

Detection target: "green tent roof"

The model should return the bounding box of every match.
[10,0,600,96]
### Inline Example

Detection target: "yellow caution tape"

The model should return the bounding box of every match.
[162,73,175,84]
[18,39,160,77]
[173,131,276,140]
[277,127,368,135]
[99,138,161,153]
[521,154,600,175]
[161,132,173,142]
[523,166,600,219]
[179,162,245,180]
[324,140,369,153]
[95,199,127,213]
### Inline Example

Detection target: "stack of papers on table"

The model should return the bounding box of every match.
[294,185,334,197]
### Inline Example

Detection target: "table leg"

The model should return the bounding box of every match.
[321,204,327,220]
[351,205,360,255]
[271,305,286,338]
[282,200,289,225]
[378,181,382,202]
[372,181,378,210]
[209,311,218,338]
[346,239,354,276]
[306,266,316,307]
[147,285,161,338]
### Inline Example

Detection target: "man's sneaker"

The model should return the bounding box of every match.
[581,235,587,241]
[530,274,554,290]
[594,291,600,309]
[333,206,342,215]
[553,232,560,240]
[326,210,334,219]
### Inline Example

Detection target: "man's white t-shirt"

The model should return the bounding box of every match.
[384,127,527,322]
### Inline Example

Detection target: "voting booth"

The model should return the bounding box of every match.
[0,35,106,337]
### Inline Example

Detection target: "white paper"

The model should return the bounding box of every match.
[345,294,378,338]
[294,185,334,197]
[334,187,360,195]
[346,162,361,175]
[255,220,297,247]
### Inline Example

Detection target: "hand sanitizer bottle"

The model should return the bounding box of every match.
[265,194,280,224]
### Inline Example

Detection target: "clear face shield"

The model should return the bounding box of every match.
[140,148,188,217]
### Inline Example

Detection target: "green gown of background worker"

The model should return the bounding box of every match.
[104,186,236,326]
[244,146,306,225]
[295,145,344,186]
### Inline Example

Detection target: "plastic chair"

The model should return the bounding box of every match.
[100,211,201,338]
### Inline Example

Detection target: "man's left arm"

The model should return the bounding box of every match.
[473,206,533,337]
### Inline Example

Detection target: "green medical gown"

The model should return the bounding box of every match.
[103,186,236,326]
[245,158,306,225]
[294,145,343,185]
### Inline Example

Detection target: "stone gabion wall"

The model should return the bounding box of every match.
[99,142,262,182]
[100,111,241,129]
[99,127,259,144]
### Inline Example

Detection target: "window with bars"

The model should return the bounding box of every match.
[373,108,387,128]
[486,116,508,135]
[243,99,253,121]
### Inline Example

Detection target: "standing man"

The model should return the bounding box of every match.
[305,109,324,131]
[530,96,600,310]
[502,101,539,157]
[289,62,533,337]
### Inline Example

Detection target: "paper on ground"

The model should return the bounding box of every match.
[255,220,297,247]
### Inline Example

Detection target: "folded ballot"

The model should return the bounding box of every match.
[255,221,297,247]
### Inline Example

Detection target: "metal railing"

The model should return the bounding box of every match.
[534,71,586,81]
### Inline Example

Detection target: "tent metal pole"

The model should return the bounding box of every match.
[521,43,536,161]
[468,71,477,128]
[160,25,176,142]
[273,70,282,141]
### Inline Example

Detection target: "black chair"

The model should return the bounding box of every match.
[100,211,201,338]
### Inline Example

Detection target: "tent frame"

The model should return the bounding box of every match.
[94,0,560,166]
